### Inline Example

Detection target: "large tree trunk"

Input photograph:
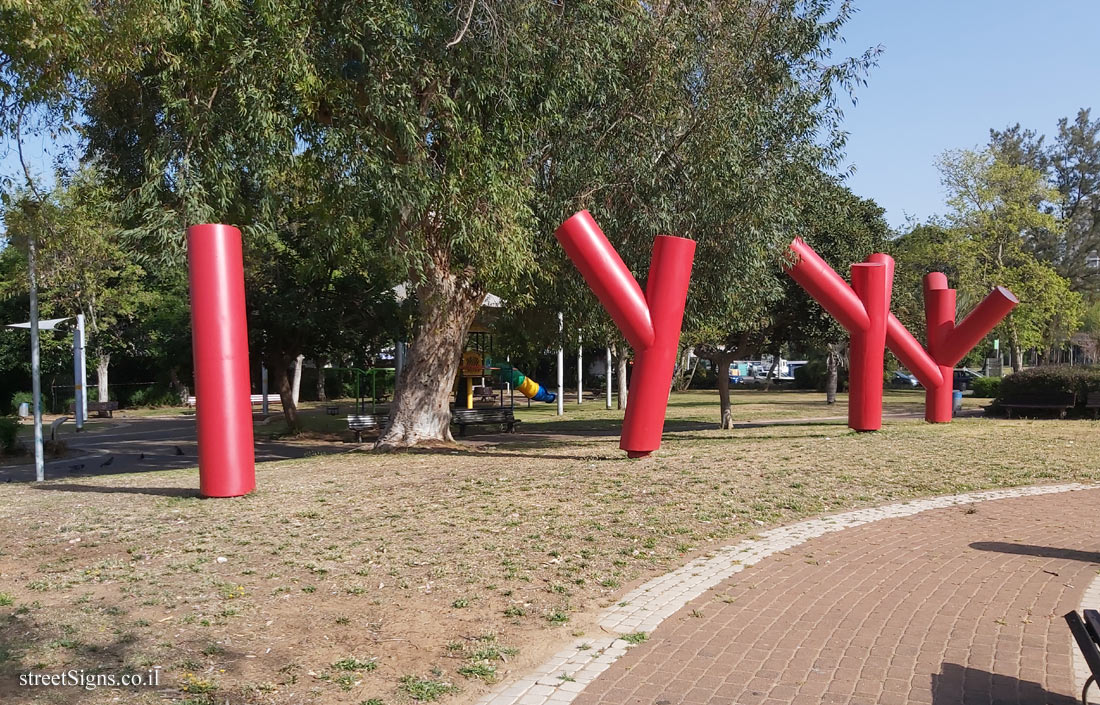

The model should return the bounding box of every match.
[266,356,301,430]
[714,353,735,429]
[825,349,838,405]
[615,346,629,410]
[375,266,483,449]
[315,356,327,402]
[96,351,110,402]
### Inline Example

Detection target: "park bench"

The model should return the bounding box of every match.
[451,407,519,437]
[185,394,283,408]
[1064,609,1100,704]
[1087,390,1100,420]
[1000,392,1076,419]
[70,400,119,418]
[473,385,497,402]
[347,413,388,442]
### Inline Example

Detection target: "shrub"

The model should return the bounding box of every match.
[995,366,1100,412]
[970,376,1001,399]
[0,416,21,455]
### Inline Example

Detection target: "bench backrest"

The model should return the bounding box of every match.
[452,408,514,423]
[1087,390,1100,406]
[347,414,386,428]
[1066,610,1100,680]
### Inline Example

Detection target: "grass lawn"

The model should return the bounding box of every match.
[0,389,1096,704]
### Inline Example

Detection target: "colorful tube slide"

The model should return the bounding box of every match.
[503,368,556,403]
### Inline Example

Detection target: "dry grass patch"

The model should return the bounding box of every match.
[0,391,1096,704]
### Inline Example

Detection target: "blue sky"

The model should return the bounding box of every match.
[836,1,1100,229]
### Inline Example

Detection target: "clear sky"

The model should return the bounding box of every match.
[836,1,1100,229]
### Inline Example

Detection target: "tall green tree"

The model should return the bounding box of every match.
[936,148,1083,370]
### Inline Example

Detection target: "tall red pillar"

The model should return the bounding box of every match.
[187,224,256,498]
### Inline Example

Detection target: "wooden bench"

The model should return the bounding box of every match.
[451,407,518,437]
[472,385,497,402]
[347,413,388,442]
[186,395,283,408]
[70,400,119,418]
[1087,390,1100,420]
[325,405,340,416]
[1000,392,1076,419]
[1065,609,1100,703]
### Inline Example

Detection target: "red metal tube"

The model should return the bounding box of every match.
[621,235,696,457]
[554,211,655,350]
[187,224,256,498]
[939,286,1019,368]
[848,262,890,431]
[886,314,943,390]
[786,239,870,333]
[924,282,956,424]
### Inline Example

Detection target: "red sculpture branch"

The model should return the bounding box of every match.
[555,211,695,457]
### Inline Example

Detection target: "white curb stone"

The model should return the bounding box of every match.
[476,482,1095,705]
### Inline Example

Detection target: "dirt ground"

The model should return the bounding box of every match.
[1,390,1097,704]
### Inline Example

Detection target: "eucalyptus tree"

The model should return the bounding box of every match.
[528,1,878,428]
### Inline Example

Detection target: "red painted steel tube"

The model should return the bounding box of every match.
[939,286,1019,368]
[885,314,943,389]
[848,262,890,431]
[786,239,870,333]
[924,281,956,424]
[554,211,655,350]
[187,224,256,498]
[620,235,696,457]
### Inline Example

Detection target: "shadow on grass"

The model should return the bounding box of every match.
[969,541,1100,564]
[31,483,201,498]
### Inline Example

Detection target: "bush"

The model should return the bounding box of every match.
[995,366,1100,412]
[970,376,1001,399]
[124,385,180,408]
[0,416,20,455]
[10,391,38,410]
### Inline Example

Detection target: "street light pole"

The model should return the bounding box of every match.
[27,232,44,481]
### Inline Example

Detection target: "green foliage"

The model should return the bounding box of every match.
[0,416,20,454]
[996,366,1100,409]
[970,377,1002,399]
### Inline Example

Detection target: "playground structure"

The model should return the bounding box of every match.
[187,224,256,498]
[784,239,1017,431]
[456,347,555,409]
[555,210,695,458]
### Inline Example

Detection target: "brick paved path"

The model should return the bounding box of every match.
[574,488,1100,705]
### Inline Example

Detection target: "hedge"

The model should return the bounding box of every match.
[993,366,1100,414]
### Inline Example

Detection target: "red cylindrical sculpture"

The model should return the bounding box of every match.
[555,213,695,457]
[785,241,891,431]
[554,211,655,350]
[620,235,696,457]
[848,262,890,431]
[789,240,1017,427]
[187,224,256,498]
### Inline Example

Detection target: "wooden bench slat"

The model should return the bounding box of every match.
[1066,611,1100,689]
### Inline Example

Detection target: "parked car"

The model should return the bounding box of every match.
[953,368,982,391]
[890,370,919,388]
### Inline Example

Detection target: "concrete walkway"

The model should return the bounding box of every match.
[481,485,1100,705]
